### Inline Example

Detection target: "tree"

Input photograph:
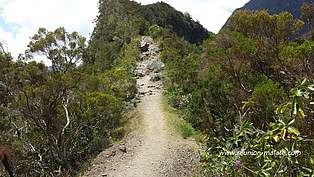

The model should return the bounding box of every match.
[228,10,304,45]
[88,0,146,69]
[301,2,314,39]
[140,1,209,43]
[0,27,140,176]
[27,27,86,72]
[7,27,87,174]
[301,2,314,27]
[159,9,314,177]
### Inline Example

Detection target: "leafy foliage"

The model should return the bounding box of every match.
[1,1,313,176]
[0,27,140,176]
[88,0,209,70]
[140,2,209,43]
[158,7,314,177]
[87,0,145,69]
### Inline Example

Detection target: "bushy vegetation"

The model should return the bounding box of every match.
[156,6,314,177]
[1,0,313,176]
[0,0,209,175]
[140,2,210,43]
[163,97,196,139]
[0,27,139,176]
[87,0,146,69]
[89,0,209,70]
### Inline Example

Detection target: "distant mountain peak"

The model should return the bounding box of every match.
[222,0,314,35]
[240,0,314,18]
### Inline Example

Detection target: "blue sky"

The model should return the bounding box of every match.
[0,0,249,62]
[0,16,20,35]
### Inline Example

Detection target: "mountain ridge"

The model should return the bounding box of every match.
[240,0,314,17]
[140,1,209,43]
[222,0,314,35]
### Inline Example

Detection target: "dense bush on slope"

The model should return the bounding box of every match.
[224,0,314,38]
[239,0,314,19]
[0,28,139,176]
[88,0,209,70]
[157,8,314,176]
[140,2,209,43]
[0,0,208,175]
[87,0,146,69]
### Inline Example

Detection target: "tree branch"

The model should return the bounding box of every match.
[61,98,70,136]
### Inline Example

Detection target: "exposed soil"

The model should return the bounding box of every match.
[82,36,200,177]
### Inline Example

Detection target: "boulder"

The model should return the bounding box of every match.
[147,60,165,73]
[139,53,149,61]
[140,43,149,52]
[135,71,145,77]
[119,145,127,153]
[150,74,162,82]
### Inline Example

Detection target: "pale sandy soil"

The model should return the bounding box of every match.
[82,37,200,177]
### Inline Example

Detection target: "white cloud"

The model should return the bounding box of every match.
[0,26,31,55]
[0,0,249,60]
[0,0,98,60]
[135,0,250,33]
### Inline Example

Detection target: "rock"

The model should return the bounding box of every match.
[140,43,149,52]
[119,145,127,153]
[139,91,146,95]
[140,53,149,61]
[147,59,165,72]
[145,70,151,75]
[150,45,160,52]
[106,150,116,157]
[150,74,162,82]
[100,174,108,177]
[135,71,145,77]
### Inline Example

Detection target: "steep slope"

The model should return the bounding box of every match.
[240,0,314,17]
[140,2,209,43]
[88,0,144,69]
[222,0,314,35]
[89,0,209,70]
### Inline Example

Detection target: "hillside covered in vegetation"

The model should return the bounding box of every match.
[0,0,314,176]
[157,3,314,176]
[224,0,314,37]
[0,0,209,176]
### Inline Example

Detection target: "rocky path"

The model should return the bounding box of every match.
[82,36,200,177]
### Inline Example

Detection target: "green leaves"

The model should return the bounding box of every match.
[231,31,257,55]
[140,1,208,43]
[273,135,280,143]
[287,127,300,136]
[144,4,314,177]
[229,10,304,45]
[0,26,140,175]
[301,2,314,24]
[288,79,314,118]
[301,157,314,177]
[26,27,86,73]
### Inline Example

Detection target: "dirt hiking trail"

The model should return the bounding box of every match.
[82,36,200,177]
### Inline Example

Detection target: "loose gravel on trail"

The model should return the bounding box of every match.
[82,36,200,177]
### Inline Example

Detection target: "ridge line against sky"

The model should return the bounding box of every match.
[0,0,249,62]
